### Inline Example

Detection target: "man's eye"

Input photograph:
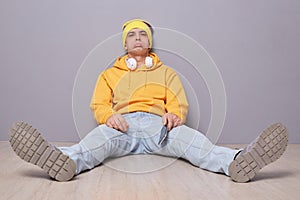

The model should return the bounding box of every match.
[128,33,134,37]
[141,32,147,36]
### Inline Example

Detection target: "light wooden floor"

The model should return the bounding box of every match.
[1,141,299,200]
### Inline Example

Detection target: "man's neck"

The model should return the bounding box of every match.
[128,54,147,68]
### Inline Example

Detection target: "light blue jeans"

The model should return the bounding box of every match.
[59,112,239,176]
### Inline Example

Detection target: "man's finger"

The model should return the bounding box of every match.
[113,117,122,131]
[162,114,167,126]
[173,118,182,128]
[106,121,113,128]
[167,115,173,131]
[173,120,179,128]
[117,115,129,132]
[108,120,118,130]
[118,116,129,132]
[112,121,119,130]
[113,114,129,132]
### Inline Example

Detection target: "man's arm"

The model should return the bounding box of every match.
[90,72,128,132]
[164,68,189,130]
[90,73,115,124]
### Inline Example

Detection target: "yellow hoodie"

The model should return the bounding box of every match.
[90,52,189,124]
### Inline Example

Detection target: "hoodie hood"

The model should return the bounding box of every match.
[112,52,163,71]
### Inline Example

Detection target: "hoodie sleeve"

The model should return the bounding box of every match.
[90,72,114,124]
[165,68,189,123]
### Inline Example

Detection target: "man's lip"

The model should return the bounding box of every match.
[134,43,142,47]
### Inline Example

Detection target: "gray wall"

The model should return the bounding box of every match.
[1,0,299,143]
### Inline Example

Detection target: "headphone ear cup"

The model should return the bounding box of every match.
[126,58,137,70]
[145,56,153,68]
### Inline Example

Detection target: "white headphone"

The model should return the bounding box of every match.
[126,56,153,70]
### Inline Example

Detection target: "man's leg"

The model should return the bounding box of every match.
[9,121,139,181]
[151,125,240,175]
[148,122,288,182]
[137,113,238,174]
[58,124,139,174]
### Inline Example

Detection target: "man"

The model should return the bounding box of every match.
[9,19,288,183]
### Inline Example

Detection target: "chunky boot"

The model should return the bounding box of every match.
[229,123,288,183]
[9,122,76,181]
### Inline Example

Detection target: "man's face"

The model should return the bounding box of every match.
[125,28,150,56]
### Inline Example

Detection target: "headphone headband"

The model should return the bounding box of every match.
[126,57,153,70]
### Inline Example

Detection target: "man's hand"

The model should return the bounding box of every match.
[162,113,183,131]
[106,114,129,132]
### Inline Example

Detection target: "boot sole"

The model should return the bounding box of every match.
[9,122,76,181]
[229,122,288,183]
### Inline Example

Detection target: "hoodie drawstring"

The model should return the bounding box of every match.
[144,71,148,88]
[128,71,131,89]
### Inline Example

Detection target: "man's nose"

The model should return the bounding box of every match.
[136,34,140,40]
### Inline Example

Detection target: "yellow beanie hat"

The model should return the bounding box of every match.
[122,19,153,49]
